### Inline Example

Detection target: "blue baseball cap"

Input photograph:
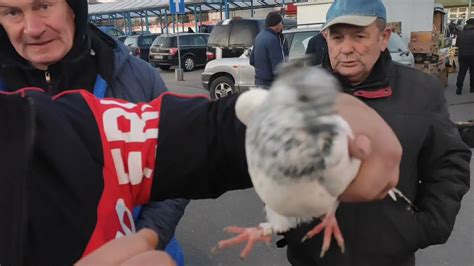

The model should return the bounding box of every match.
[323,0,387,30]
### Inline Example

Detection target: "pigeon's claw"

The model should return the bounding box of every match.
[214,226,272,259]
[302,212,345,258]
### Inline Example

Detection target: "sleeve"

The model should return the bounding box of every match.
[414,85,471,249]
[135,198,189,249]
[268,37,285,74]
[135,61,190,249]
[76,90,252,255]
[150,93,253,201]
[149,66,168,98]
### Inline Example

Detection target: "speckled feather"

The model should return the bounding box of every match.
[239,66,361,233]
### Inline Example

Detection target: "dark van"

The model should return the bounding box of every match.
[206,17,297,60]
[149,33,209,71]
[124,34,159,62]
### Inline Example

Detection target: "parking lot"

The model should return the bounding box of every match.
[156,66,474,266]
[158,67,209,96]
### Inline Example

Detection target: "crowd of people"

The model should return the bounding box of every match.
[0,0,471,265]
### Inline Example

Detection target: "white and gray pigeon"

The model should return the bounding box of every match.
[215,61,414,259]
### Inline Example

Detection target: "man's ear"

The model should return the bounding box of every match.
[380,27,392,52]
[322,30,328,40]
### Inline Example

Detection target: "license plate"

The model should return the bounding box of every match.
[155,55,163,59]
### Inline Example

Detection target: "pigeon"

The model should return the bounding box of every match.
[215,60,416,259]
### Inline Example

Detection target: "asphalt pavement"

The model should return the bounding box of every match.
[157,67,474,266]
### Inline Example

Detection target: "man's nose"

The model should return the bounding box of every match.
[23,13,45,38]
[340,38,354,54]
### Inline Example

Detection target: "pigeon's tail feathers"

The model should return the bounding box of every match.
[264,206,313,233]
[235,89,269,126]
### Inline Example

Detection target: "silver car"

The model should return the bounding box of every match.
[202,28,414,100]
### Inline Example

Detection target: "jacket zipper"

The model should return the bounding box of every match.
[45,70,51,91]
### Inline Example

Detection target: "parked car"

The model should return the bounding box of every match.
[206,17,297,61]
[202,27,415,100]
[98,26,127,41]
[117,36,128,42]
[202,27,320,99]
[149,33,209,71]
[388,33,415,67]
[199,24,215,33]
[124,34,159,62]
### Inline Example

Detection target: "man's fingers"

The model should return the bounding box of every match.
[122,250,176,266]
[348,134,372,159]
[76,229,159,265]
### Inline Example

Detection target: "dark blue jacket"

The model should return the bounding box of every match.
[250,28,289,87]
[0,23,188,249]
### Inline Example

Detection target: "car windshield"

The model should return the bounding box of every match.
[124,37,138,47]
[140,35,156,47]
[388,34,407,53]
[208,20,261,48]
[288,31,319,59]
[152,36,176,48]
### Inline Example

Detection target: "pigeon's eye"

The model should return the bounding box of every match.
[299,95,309,102]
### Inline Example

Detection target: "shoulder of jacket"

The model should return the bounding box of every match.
[391,62,444,99]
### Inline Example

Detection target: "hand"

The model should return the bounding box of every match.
[335,93,402,202]
[76,229,176,266]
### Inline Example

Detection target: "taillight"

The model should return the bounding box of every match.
[169,48,178,56]
[206,51,215,61]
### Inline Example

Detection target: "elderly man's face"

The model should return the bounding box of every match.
[323,21,391,85]
[0,0,75,70]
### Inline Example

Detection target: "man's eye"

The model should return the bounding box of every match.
[40,4,50,10]
[4,9,18,17]
[355,35,365,39]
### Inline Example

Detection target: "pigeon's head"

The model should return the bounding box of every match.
[271,58,341,115]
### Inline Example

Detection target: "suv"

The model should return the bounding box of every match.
[202,27,415,100]
[124,34,159,62]
[206,17,297,61]
[149,33,209,71]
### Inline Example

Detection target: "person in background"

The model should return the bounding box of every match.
[250,11,289,89]
[305,32,328,66]
[187,27,194,33]
[448,20,457,38]
[0,0,188,262]
[455,18,474,95]
[282,1,471,265]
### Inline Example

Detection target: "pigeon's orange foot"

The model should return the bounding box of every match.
[301,212,345,258]
[213,225,272,259]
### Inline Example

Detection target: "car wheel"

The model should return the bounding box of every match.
[159,65,171,71]
[210,76,235,100]
[183,56,195,72]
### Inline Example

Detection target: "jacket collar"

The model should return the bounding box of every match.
[322,50,393,97]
